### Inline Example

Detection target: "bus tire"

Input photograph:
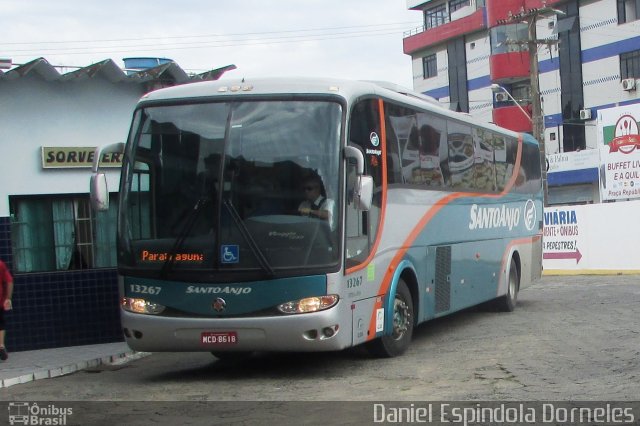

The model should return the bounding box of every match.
[366,279,414,358]
[496,258,519,312]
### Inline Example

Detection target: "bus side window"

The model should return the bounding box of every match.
[472,128,497,192]
[447,122,474,190]
[495,135,514,192]
[385,105,448,188]
[514,137,542,194]
[384,117,402,185]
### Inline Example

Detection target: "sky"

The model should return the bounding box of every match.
[1,0,423,88]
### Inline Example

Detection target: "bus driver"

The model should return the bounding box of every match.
[298,173,335,230]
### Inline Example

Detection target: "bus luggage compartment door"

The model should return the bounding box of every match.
[351,297,382,346]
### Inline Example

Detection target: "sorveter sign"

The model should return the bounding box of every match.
[598,104,640,201]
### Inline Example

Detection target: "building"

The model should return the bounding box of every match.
[0,57,235,351]
[402,0,640,204]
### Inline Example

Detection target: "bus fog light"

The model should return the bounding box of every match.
[322,326,337,338]
[277,295,339,314]
[303,330,319,340]
[121,297,166,315]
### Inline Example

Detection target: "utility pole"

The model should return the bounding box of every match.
[528,15,549,206]
[498,3,562,206]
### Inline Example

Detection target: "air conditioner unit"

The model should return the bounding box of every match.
[622,78,636,91]
[494,92,508,102]
[579,109,592,120]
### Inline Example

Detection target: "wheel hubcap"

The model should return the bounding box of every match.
[392,297,410,340]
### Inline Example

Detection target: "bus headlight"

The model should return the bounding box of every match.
[121,297,166,315]
[277,295,339,314]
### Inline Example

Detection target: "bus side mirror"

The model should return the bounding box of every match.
[90,173,109,211]
[344,145,373,211]
[355,175,373,211]
[90,142,124,212]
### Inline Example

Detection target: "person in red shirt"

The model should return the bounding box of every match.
[0,259,14,361]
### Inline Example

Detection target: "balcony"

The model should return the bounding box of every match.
[490,51,529,81]
[403,8,486,54]
[493,104,533,133]
[487,0,564,27]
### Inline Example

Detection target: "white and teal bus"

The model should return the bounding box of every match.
[91,78,543,357]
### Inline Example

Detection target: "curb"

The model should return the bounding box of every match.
[0,351,150,388]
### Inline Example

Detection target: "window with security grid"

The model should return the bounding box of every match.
[620,49,640,79]
[9,195,118,272]
[423,54,437,79]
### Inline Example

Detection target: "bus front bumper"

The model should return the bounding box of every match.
[120,303,353,353]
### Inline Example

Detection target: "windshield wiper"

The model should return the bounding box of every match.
[222,198,274,277]
[161,197,208,277]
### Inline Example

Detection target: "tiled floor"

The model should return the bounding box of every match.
[0,343,147,388]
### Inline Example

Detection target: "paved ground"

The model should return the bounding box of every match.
[1,275,639,425]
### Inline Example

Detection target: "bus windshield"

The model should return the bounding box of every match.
[118,100,342,276]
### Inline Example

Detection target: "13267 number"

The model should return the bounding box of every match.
[129,284,162,295]
[347,276,363,288]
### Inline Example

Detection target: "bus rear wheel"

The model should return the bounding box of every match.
[366,279,414,358]
[496,258,519,312]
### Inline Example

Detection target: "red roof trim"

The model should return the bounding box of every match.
[403,9,486,54]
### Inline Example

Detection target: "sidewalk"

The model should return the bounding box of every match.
[0,343,148,388]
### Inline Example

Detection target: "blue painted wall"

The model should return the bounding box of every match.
[0,216,123,352]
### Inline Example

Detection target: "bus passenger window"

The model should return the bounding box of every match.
[447,122,474,189]
[495,135,514,192]
[472,128,497,192]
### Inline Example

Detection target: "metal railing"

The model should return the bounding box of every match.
[403,2,482,38]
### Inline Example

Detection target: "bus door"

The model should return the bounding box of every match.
[345,98,387,346]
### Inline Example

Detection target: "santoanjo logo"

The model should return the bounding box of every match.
[186,285,251,295]
[523,199,537,231]
[469,204,522,231]
[469,200,536,231]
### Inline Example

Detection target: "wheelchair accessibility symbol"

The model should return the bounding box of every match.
[221,245,239,264]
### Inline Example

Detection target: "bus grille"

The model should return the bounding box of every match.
[435,246,451,313]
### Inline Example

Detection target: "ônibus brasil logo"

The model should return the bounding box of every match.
[8,402,73,425]
[609,114,640,154]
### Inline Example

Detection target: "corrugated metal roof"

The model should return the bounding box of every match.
[0,57,236,84]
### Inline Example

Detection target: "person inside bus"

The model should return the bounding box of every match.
[298,173,335,230]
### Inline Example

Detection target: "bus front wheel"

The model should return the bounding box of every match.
[366,279,414,358]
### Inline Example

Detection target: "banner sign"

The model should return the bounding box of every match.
[41,146,123,169]
[547,149,599,173]
[597,105,640,201]
[542,206,583,267]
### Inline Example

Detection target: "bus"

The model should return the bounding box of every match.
[91,78,543,358]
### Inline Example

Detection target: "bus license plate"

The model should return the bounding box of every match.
[201,331,238,345]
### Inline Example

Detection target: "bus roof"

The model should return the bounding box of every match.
[139,77,526,142]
